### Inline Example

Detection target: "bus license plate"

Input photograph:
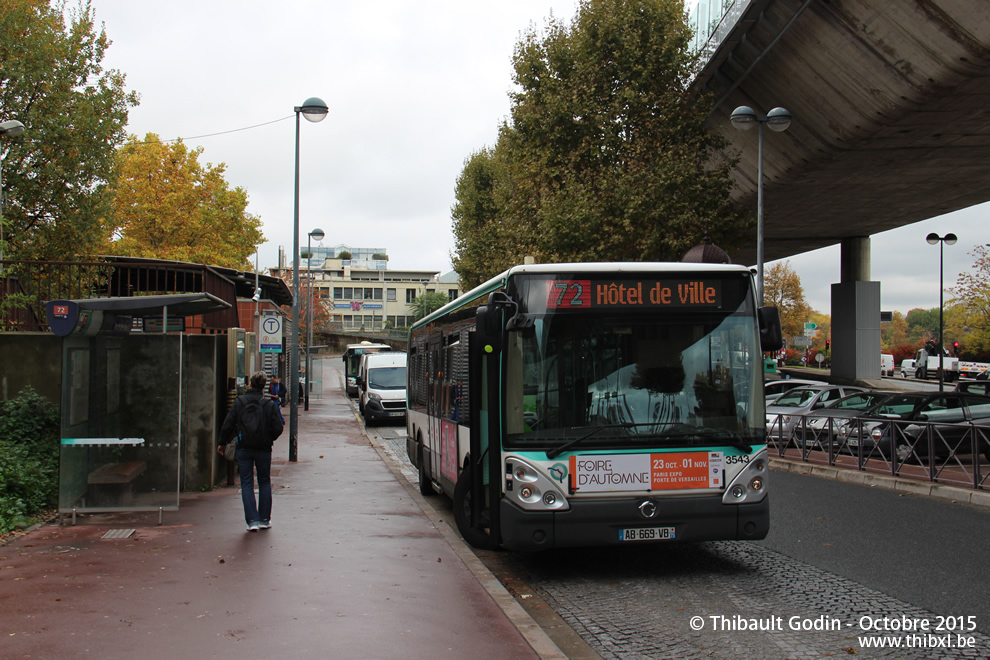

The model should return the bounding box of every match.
[619,527,676,542]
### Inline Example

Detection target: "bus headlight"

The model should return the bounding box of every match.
[722,448,769,505]
[504,457,569,512]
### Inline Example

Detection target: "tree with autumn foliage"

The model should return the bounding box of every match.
[103,134,263,268]
[762,260,811,340]
[881,310,909,351]
[0,0,137,262]
[953,244,990,357]
[274,271,333,339]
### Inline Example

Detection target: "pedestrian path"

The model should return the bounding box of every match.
[0,371,551,659]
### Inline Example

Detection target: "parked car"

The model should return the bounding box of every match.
[766,384,867,444]
[764,378,822,404]
[956,380,990,397]
[838,392,990,462]
[797,390,899,448]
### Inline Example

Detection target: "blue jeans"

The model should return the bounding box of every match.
[236,447,272,525]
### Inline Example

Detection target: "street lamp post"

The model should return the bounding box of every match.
[730,106,791,303]
[927,232,957,392]
[304,227,325,411]
[0,119,26,276]
[289,98,329,462]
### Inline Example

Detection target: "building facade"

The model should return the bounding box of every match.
[275,246,461,331]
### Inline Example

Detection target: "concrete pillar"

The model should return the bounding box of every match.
[831,237,881,383]
[840,236,871,283]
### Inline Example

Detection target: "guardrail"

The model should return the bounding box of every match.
[768,413,990,491]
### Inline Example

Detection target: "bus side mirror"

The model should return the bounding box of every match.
[476,305,501,352]
[758,307,784,352]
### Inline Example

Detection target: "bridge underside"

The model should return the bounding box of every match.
[698,0,990,267]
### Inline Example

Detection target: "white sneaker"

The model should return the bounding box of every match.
[258,520,271,529]
[247,521,260,532]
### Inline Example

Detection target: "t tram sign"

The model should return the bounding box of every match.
[544,278,724,310]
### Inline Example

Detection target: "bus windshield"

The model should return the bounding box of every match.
[503,306,763,453]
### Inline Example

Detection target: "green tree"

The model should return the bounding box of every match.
[451,0,748,283]
[0,387,60,532]
[410,292,450,321]
[103,134,263,268]
[954,244,990,356]
[905,307,939,344]
[0,0,138,261]
[763,260,810,340]
[451,147,515,289]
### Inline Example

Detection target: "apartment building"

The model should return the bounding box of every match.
[275,245,460,330]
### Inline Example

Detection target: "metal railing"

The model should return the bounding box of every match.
[768,413,990,490]
[0,259,240,331]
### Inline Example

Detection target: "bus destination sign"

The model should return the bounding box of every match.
[545,279,722,310]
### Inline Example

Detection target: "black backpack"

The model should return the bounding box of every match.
[237,394,271,448]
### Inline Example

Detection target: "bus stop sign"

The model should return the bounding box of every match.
[261,316,283,353]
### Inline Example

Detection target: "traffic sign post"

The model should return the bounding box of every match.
[261,316,283,354]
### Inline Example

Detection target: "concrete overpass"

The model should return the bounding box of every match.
[689,0,990,381]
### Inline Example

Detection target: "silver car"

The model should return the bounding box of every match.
[764,378,822,404]
[797,390,898,448]
[766,385,867,445]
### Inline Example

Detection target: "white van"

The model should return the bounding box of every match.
[880,354,894,377]
[358,352,407,425]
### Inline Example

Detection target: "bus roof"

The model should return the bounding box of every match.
[344,342,391,352]
[410,262,755,331]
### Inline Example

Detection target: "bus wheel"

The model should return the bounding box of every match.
[418,448,435,497]
[453,469,499,550]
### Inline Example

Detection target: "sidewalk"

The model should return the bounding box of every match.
[0,371,549,659]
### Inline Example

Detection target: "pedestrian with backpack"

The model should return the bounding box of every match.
[219,371,284,532]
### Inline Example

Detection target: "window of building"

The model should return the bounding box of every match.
[387,288,396,301]
[406,289,417,304]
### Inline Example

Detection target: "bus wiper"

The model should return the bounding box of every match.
[545,423,653,459]
[665,424,752,453]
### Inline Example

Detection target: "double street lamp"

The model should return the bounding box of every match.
[304,227,325,411]
[730,106,791,303]
[289,98,328,462]
[0,119,26,275]
[926,232,957,392]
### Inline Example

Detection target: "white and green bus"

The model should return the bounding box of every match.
[406,263,782,551]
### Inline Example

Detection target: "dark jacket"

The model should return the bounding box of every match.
[220,388,284,451]
[269,380,287,406]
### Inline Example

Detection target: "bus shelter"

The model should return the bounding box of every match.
[47,294,230,521]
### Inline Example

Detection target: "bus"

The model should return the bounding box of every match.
[406,262,783,551]
[342,342,391,397]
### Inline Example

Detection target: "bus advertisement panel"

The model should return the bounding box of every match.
[406,263,781,551]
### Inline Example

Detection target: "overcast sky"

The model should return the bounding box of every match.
[90,0,987,316]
